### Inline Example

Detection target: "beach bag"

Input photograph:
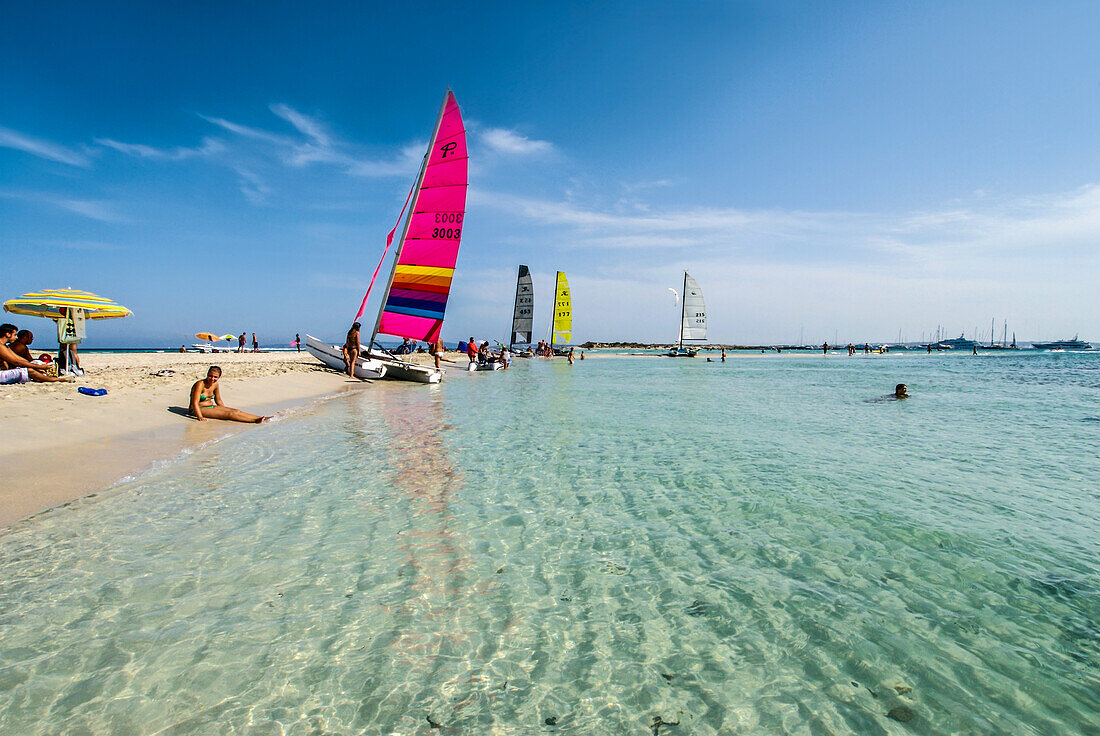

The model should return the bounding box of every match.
[58,308,86,344]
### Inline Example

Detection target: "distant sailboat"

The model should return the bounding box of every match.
[307,90,468,384]
[510,265,533,352]
[549,271,571,355]
[667,271,705,357]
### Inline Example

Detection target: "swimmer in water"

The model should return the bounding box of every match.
[868,383,910,403]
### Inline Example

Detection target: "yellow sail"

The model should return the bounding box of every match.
[552,271,572,345]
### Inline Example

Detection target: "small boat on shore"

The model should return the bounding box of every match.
[548,271,572,355]
[305,335,387,379]
[510,265,533,356]
[308,90,468,385]
[667,271,706,358]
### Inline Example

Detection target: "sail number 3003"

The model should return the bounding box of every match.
[433,213,463,239]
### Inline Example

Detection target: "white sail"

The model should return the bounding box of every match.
[681,272,706,341]
[511,265,533,345]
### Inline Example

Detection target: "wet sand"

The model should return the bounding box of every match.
[0,350,436,528]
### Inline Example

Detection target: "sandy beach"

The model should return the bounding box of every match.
[0,349,439,528]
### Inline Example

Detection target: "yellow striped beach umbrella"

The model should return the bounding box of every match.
[3,288,132,320]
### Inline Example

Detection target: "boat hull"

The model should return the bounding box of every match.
[666,347,698,357]
[305,335,387,380]
[365,350,443,384]
[466,360,504,372]
[1031,339,1091,350]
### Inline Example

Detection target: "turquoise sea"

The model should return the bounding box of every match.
[1,352,1098,734]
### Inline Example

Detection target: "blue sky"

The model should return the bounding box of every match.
[3,1,1099,346]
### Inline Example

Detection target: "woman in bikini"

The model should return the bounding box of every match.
[189,366,268,423]
[342,322,362,378]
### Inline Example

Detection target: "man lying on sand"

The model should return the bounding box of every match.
[189,366,269,423]
[0,324,72,384]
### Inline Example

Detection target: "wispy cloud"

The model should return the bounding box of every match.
[235,168,271,205]
[95,136,225,161]
[47,239,123,252]
[480,127,553,155]
[0,126,91,167]
[200,115,293,146]
[471,184,1100,269]
[270,103,330,147]
[1,189,123,222]
[201,104,420,177]
[56,199,123,222]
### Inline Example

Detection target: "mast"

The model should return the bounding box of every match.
[990,317,995,347]
[369,92,449,348]
[678,271,687,351]
[509,266,520,351]
[550,271,559,352]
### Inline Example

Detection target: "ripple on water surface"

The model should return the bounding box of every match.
[0,352,1098,734]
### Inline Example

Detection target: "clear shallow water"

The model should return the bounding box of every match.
[1,352,1098,735]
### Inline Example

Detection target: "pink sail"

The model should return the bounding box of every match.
[376,91,468,344]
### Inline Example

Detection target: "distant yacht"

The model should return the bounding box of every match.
[936,334,979,350]
[1031,336,1091,350]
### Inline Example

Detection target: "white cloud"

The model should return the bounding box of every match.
[95,136,225,161]
[471,184,1100,268]
[481,128,552,155]
[235,168,271,205]
[463,184,1100,342]
[200,105,420,177]
[270,104,330,147]
[0,126,90,167]
[200,115,293,146]
[56,199,122,222]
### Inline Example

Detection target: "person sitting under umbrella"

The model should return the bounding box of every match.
[189,366,269,423]
[0,324,71,384]
[9,329,34,361]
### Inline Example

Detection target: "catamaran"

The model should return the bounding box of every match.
[304,335,387,379]
[510,264,533,356]
[308,90,468,384]
[667,271,706,357]
[548,271,571,355]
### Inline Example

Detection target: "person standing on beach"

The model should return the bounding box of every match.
[721,347,726,362]
[568,347,575,365]
[238,333,245,353]
[431,337,446,370]
[0,324,71,384]
[466,337,478,366]
[252,333,259,353]
[343,322,362,378]
[295,334,301,353]
[823,342,829,355]
[189,366,269,423]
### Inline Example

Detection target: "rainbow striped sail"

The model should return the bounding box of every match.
[374,91,468,344]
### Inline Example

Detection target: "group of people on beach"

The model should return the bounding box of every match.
[0,323,75,384]
[463,338,510,369]
[236,332,261,353]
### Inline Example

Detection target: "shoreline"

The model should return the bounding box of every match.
[0,351,399,529]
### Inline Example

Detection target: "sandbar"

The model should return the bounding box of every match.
[0,350,422,528]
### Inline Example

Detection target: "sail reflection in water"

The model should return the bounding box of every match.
[366,386,513,714]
